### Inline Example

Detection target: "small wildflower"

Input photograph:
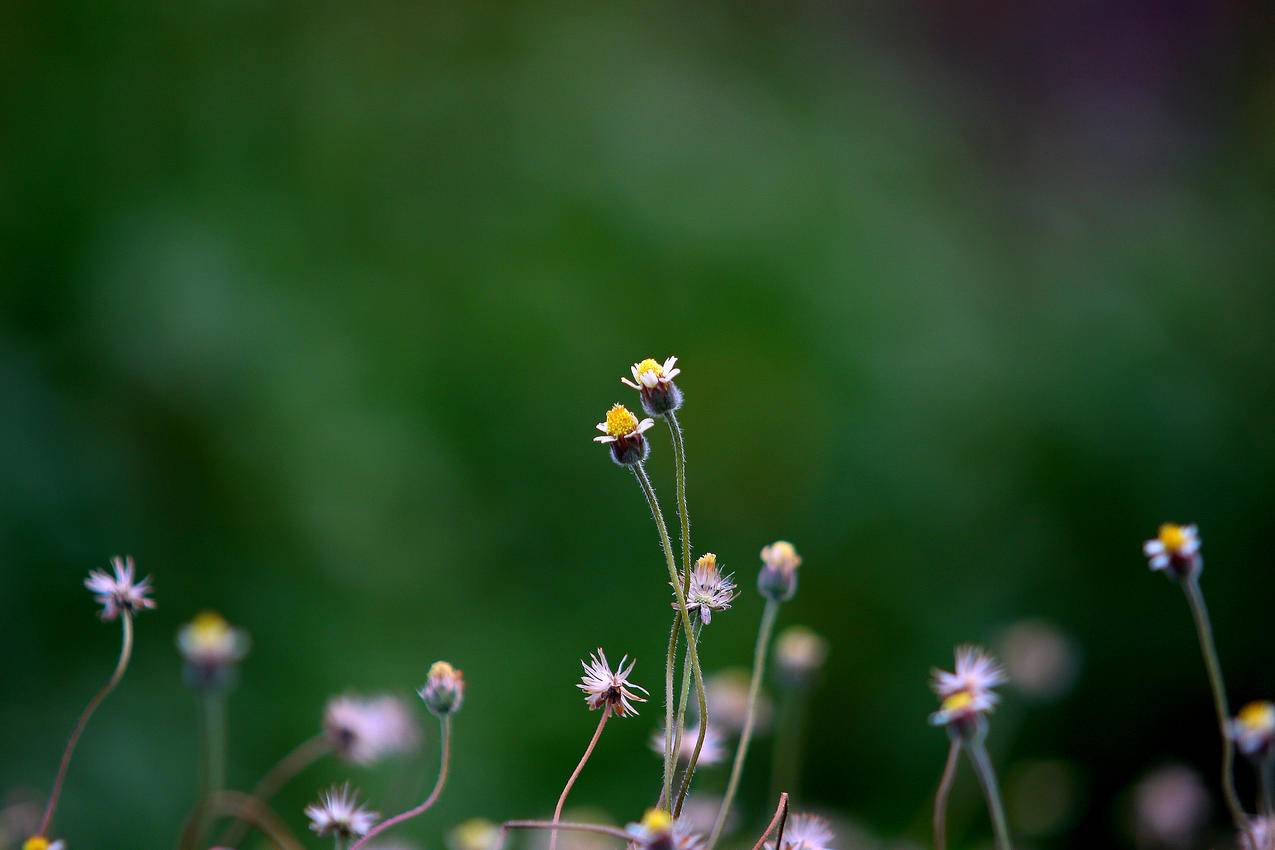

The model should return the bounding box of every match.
[1230,701,1275,759]
[1241,817,1275,850]
[84,556,156,621]
[419,661,465,716]
[648,723,727,767]
[23,839,66,850]
[929,646,1007,731]
[305,783,379,839]
[1142,523,1202,580]
[763,814,835,850]
[774,626,829,685]
[675,554,738,625]
[578,649,649,717]
[324,694,420,765]
[621,356,683,417]
[626,809,674,850]
[177,611,250,690]
[593,404,655,466]
[449,818,500,850]
[757,541,801,602]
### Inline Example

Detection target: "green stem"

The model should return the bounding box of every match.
[933,738,960,850]
[672,622,701,764]
[1260,758,1274,817]
[667,411,693,590]
[707,599,780,848]
[660,615,678,806]
[39,611,134,837]
[770,682,810,801]
[966,736,1012,850]
[632,462,706,814]
[1182,577,1246,828]
[203,691,227,797]
[350,716,451,850]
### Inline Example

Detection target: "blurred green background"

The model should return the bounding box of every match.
[3,0,1275,848]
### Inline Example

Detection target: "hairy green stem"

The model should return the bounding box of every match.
[966,737,1012,850]
[933,738,960,850]
[1182,577,1246,828]
[708,599,780,848]
[660,615,678,806]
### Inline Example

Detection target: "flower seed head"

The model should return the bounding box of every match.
[757,541,801,602]
[578,648,649,717]
[929,645,1007,733]
[675,554,739,625]
[1230,701,1275,759]
[1143,523,1202,580]
[84,555,156,621]
[764,814,835,850]
[324,694,421,764]
[419,661,465,716]
[621,356,683,417]
[593,404,655,465]
[305,783,379,839]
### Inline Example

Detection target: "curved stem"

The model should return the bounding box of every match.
[178,790,303,850]
[965,737,1012,850]
[217,734,332,846]
[632,462,707,816]
[39,611,134,837]
[708,599,780,848]
[750,793,789,850]
[933,738,961,850]
[350,716,452,850]
[550,705,611,850]
[1182,577,1246,828]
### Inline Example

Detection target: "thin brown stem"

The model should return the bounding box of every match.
[217,734,332,846]
[933,738,960,850]
[349,715,452,850]
[966,737,1012,850]
[1182,577,1246,828]
[551,705,611,850]
[750,793,790,850]
[39,611,133,837]
[177,790,303,850]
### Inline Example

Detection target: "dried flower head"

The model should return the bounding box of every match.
[1230,701,1275,759]
[324,694,420,765]
[758,541,801,602]
[305,783,379,839]
[177,611,250,691]
[648,723,727,767]
[774,626,829,683]
[23,838,66,850]
[764,814,835,850]
[448,818,501,850]
[594,404,655,465]
[626,809,674,850]
[622,356,683,417]
[419,661,465,716]
[578,649,649,717]
[1241,817,1275,850]
[1143,523,1202,580]
[675,554,739,625]
[84,556,156,621]
[929,645,1007,730]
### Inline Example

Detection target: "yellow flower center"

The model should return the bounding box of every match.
[941,691,975,713]
[1158,523,1188,551]
[1239,701,1275,732]
[695,553,718,570]
[635,358,663,378]
[640,808,673,833]
[189,610,230,644]
[605,404,640,438]
[430,661,456,678]
[25,838,51,850]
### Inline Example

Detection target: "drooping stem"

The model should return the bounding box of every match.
[177,790,303,850]
[708,599,780,848]
[1182,577,1246,828]
[350,716,452,850]
[965,737,1012,850]
[933,738,961,850]
[497,820,633,850]
[38,611,134,837]
[632,462,707,816]
[550,705,611,850]
[218,734,332,846]
[750,793,789,850]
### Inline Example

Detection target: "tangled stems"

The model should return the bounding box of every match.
[932,738,960,850]
[178,790,303,850]
[218,734,332,846]
[550,704,611,850]
[966,736,1012,850]
[632,462,708,813]
[349,715,452,850]
[661,615,678,806]
[1181,576,1246,828]
[38,611,134,837]
[708,599,780,849]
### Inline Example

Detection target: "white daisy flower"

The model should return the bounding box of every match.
[1229,701,1275,758]
[675,554,739,625]
[625,809,674,848]
[177,611,250,668]
[324,694,420,765]
[305,783,379,839]
[84,555,156,621]
[22,838,67,850]
[929,646,1007,728]
[1142,523,1202,578]
[578,649,649,717]
[622,357,681,391]
[764,814,835,850]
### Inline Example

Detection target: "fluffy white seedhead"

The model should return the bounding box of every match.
[578,648,649,717]
[677,554,739,625]
[304,783,379,838]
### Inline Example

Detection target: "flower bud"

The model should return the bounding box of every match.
[757,540,801,602]
[419,661,465,716]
